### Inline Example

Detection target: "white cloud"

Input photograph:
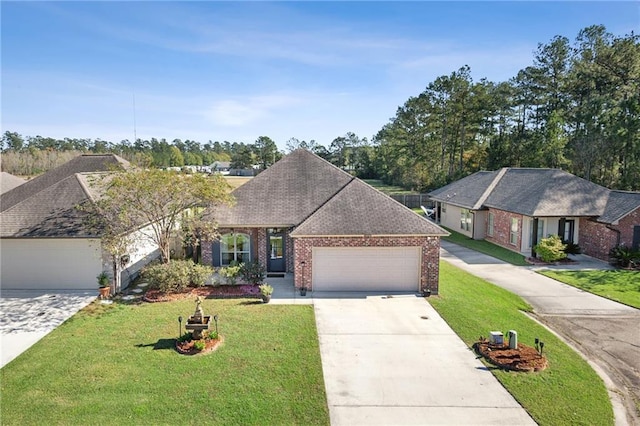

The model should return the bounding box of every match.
[203,94,304,127]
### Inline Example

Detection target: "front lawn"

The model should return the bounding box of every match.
[539,269,640,309]
[430,262,613,426]
[1,299,329,425]
[442,227,528,266]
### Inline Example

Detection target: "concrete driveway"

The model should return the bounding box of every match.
[314,294,535,425]
[441,241,640,425]
[0,290,96,368]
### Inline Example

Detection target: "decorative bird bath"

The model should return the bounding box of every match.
[185,296,211,340]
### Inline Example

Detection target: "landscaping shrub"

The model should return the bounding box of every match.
[218,263,241,285]
[534,235,567,263]
[143,260,214,292]
[609,245,640,268]
[190,263,214,287]
[562,241,582,255]
[239,261,266,285]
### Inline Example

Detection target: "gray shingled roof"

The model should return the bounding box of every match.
[429,168,621,218]
[210,149,448,236]
[1,172,26,194]
[484,169,609,216]
[428,170,499,209]
[210,149,353,227]
[0,155,129,238]
[598,191,640,224]
[291,178,448,236]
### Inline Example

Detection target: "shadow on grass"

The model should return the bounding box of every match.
[135,338,176,351]
[239,300,265,306]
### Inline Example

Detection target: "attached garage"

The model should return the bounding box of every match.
[1,238,102,290]
[312,246,421,292]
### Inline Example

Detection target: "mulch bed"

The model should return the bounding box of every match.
[143,285,261,303]
[175,335,224,356]
[474,340,548,372]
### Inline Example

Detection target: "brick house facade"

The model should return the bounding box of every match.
[203,150,448,293]
[484,208,523,252]
[293,236,441,293]
[579,205,640,261]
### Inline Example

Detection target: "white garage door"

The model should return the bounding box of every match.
[312,247,421,292]
[0,238,102,290]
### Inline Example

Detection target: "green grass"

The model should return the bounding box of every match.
[1,299,329,425]
[430,262,613,426]
[539,269,640,309]
[442,226,528,266]
[362,179,418,195]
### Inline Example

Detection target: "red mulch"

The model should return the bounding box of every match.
[143,285,260,303]
[175,335,224,356]
[474,340,548,372]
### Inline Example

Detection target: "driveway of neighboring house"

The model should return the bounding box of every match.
[313,293,535,426]
[441,241,640,426]
[0,290,96,368]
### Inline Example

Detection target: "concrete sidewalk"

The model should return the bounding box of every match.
[440,241,640,425]
[314,295,535,426]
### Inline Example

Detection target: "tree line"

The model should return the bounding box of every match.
[0,130,372,177]
[2,25,638,191]
[373,25,640,191]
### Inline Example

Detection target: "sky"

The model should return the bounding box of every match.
[2,1,638,151]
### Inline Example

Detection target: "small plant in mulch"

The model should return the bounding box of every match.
[474,337,548,372]
[175,331,223,356]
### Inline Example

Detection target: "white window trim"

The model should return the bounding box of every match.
[509,218,518,246]
[220,233,251,265]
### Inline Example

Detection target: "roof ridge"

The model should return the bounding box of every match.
[472,167,507,210]
[294,175,357,230]
[0,174,80,214]
[75,173,97,203]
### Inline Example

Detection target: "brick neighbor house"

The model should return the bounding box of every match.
[203,149,448,293]
[428,168,640,262]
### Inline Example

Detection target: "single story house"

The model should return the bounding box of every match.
[428,167,640,261]
[0,154,160,291]
[204,149,448,293]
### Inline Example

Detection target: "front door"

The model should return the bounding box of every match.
[267,230,286,272]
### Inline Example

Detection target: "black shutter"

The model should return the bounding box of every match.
[212,241,221,267]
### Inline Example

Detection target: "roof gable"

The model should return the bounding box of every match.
[428,170,500,209]
[211,149,354,226]
[291,178,448,236]
[430,167,611,217]
[484,169,609,216]
[1,154,129,213]
[598,190,640,224]
[0,155,128,238]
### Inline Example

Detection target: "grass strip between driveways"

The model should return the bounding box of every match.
[539,269,640,309]
[0,299,329,425]
[441,227,529,266]
[430,261,613,426]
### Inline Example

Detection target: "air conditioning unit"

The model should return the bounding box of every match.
[489,331,504,345]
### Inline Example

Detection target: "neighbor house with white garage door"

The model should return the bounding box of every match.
[0,155,159,292]
[203,149,448,294]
